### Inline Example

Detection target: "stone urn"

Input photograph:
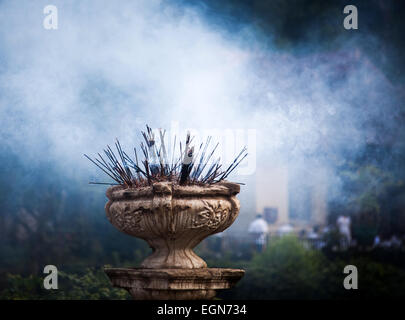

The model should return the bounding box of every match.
[104,181,244,300]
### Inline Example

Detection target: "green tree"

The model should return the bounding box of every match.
[231,236,326,299]
[0,268,129,300]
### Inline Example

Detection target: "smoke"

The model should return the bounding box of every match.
[0,1,402,211]
[0,1,252,171]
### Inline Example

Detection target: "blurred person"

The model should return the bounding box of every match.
[248,214,269,252]
[277,223,294,237]
[373,235,381,247]
[337,215,351,250]
[390,235,402,248]
[307,227,326,249]
[299,229,307,238]
[307,228,319,240]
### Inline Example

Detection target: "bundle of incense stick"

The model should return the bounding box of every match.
[85,125,247,187]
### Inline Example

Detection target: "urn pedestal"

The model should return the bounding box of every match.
[104,181,244,300]
[105,268,244,300]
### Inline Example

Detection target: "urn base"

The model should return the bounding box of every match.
[105,267,245,300]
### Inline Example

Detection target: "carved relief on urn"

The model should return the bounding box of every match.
[105,181,240,269]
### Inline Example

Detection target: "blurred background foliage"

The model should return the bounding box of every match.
[2,236,405,299]
[218,236,405,299]
[0,268,129,300]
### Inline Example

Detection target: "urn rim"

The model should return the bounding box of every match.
[106,181,240,201]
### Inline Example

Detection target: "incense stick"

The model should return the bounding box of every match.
[85,125,248,188]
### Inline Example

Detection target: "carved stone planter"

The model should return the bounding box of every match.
[104,181,244,299]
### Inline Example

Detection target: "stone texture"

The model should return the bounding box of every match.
[104,181,244,299]
[105,181,241,269]
[105,267,245,300]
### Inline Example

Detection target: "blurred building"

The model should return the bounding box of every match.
[256,163,328,234]
[227,158,329,236]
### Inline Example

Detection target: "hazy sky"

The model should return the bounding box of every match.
[0,0,401,202]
